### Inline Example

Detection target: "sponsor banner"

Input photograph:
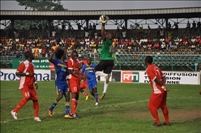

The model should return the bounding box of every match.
[121,71,200,85]
[99,74,113,82]
[111,71,121,82]
[0,69,51,81]
[12,59,51,69]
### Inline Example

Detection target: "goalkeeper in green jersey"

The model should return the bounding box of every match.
[95,15,114,100]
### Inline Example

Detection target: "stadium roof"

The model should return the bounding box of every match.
[0,7,200,20]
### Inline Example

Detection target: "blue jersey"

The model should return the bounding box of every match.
[52,59,67,84]
[81,63,96,82]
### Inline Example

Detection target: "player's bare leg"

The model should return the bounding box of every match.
[95,71,111,100]
[99,74,111,100]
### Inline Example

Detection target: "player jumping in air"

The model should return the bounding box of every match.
[145,56,170,126]
[67,51,84,119]
[81,57,99,105]
[95,15,114,100]
[11,51,41,122]
[48,48,73,119]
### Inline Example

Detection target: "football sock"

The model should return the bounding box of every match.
[49,100,58,111]
[95,71,108,77]
[161,106,169,123]
[95,93,98,103]
[82,91,89,96]
[75,100,78,108]
[13,98,28,113]
[149,108,160,124]
[33,101,39,117]
[103,80,109,93]
[65,102,70,115]
[71,98,76,114]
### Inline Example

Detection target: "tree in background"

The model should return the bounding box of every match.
[16,0,66,11]
[5,0,67,31]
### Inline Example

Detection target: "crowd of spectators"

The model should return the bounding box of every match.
[1,33,201,59]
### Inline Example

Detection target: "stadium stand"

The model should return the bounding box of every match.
[1,7,201,71]
[0,30,201,71]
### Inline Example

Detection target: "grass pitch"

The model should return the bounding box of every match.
[1,81,201,133]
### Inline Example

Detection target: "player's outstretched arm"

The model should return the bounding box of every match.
[101,23,106,39]
[99,15,109,39]
[49,51,55,63]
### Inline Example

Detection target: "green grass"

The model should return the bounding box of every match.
[1,81,201,133]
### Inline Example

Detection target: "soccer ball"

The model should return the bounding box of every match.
[99,15,109,23]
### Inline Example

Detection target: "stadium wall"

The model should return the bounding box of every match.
[1,69,200,85]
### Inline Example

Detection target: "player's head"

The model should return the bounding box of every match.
[71,50,78,60]
[145,56,153,66]
[86,57,92,65]
[55,48,65,60]
[24,51,34,61]
[106,32,114,40]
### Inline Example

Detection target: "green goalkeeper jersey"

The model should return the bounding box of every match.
[101,38,113,60]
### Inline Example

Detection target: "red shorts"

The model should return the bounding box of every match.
[68,79,80,93]
[148,92,167,109]
[80,82,88,90]
[21,85,38,101]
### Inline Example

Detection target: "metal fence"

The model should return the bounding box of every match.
[1,54,201,71]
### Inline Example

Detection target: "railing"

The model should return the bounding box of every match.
[1,54,201,71]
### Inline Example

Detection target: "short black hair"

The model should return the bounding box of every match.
[55,48,64,59]
[24,51,33,59]
[86,57,91,60]
[71,50,78,56]
[145,56,153,64]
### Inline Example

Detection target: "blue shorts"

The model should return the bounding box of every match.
[55,82,69,94]
[87,80,97,91]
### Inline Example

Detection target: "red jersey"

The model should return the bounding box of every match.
[146,64,165,94]
[16,60,35,89]
[67,58,80,80]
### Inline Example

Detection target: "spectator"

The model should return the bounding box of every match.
[15,51,22,58]
[154,41,160,51]
[185,21,190,33]
[122,29,126,38]
[85,30,89,38]
[160,29,164,38]
[147,43,152,51]
[62,23,65,31]
[93,23,96,30]
[77,23,81,31]
[41,46,47,57]
[161,41,166,51]
[34,47,39,57]
[89,23,92,30]
[192,21,196,33]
